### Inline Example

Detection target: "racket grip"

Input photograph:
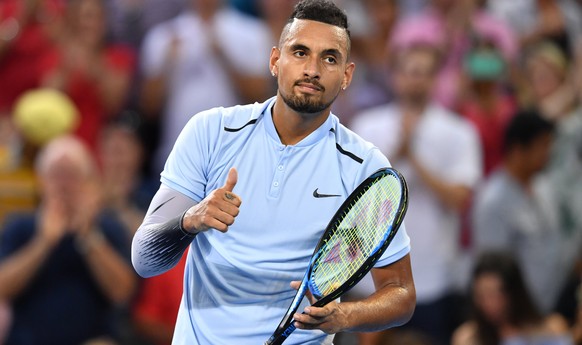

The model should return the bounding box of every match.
[264,323,297,345]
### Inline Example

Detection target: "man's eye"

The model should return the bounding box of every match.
[324,57,337,64]
[294,51,306,57]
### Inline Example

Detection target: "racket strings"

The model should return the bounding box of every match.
[310,175,402,296]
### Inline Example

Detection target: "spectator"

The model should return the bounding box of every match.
[457,40,517,176]
[332,0,400,126]
[256,0,299,97]
[390,0,517,109]
[351,44,482,345]
[523,41,578,122]
[139,0,272,172]
[523,42,582,266]
[0,135,137,345]
[131,253,186,345]
[105,0,185,49]
[471,111,566,313]
[488,0,582,58]
[41,0,136,149]
[0,0,63,115]
[452,251,572,345]
[98,117,156,239]
[257,0,298,44]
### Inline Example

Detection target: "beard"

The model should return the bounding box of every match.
[280,79,338,115]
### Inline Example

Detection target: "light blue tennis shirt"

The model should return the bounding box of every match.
[161,97,411,345]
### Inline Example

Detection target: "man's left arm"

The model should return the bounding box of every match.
[292,254,415,334]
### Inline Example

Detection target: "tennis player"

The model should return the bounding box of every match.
[131,1,415,344]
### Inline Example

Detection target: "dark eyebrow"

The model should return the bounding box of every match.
[323,49,343,60]
[289,44,310,52]
[289,44,344,62]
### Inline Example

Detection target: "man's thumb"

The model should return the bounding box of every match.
[223,167,238,192]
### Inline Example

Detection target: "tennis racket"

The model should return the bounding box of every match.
[264,167,408,345]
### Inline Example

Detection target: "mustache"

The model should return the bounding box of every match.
[295,78,325,91]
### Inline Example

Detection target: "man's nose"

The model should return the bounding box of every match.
[303,56,321,79]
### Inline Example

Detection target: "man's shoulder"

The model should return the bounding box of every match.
[475,170,517,209]
[426,105,479,143]
[2,212,36,233]
[333,118,374,150]
[353,103,398,123]
[144,14,185,40]
[331,115,387,167]
[194,98,272,131]
[350,103,399,137]
[428,105,474,130]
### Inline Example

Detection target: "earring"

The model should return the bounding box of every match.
[341,85,346,90]
[271,69,277,77]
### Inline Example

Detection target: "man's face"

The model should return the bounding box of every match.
[41,156,88,212]
[393,48,438,104]
[270,19,354,117]
[524,132,554,173]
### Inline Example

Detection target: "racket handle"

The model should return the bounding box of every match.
[264,323,296,345]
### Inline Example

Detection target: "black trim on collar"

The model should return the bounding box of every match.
[336,143,364,164]
[224,119,258,132]
[330,128,364,164]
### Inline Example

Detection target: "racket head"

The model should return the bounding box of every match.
[307,167,408,305]
[264,167,408,345]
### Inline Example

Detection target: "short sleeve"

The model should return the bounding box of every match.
[359,148,411,268]
[160,109,222,202]
[353,147,391,190]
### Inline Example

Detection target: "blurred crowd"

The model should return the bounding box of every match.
[0,0,582,344]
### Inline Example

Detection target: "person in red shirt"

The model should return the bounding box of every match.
[0,0,63,115]
[40,0,135,149]
[457,43,516,177]
[132,253,187,345]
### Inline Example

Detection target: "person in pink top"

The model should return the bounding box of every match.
[390,0,517,109]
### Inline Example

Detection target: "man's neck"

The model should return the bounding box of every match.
[398,98,429,116]
[271,96,330,145]
[504,159,534,190]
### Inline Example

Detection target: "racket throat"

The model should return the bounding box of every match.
[265,273,310,345]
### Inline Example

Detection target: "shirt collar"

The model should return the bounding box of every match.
[263,97,335,147]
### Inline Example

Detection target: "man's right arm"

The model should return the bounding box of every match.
[132,168,241,278]
[131,185,198,278]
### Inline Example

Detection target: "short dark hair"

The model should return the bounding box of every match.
[279,0,351,51]
[503,109,555,153]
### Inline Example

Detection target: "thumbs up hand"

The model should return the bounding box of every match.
[182,168,242,234]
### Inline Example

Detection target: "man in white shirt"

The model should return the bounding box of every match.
[139,0,272,172]
[352,44,482,345]
[472,111,566,313]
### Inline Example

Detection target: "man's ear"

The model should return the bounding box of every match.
[342,62,355,90]
[269,46,280,77]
